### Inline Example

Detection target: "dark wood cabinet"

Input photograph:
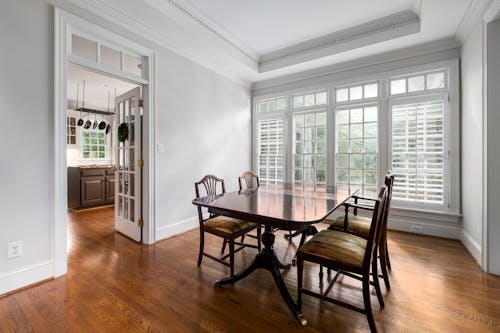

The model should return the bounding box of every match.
[68,166,115,210]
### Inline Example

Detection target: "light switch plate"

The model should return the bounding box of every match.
[8,241,23,259]
[157,143,165,153]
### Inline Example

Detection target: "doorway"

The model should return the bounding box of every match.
[66,63,143,241]
[54,8,157,277]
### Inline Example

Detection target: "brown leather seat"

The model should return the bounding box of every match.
[205,216,257,235]
[299,229,367,273]
[329,214,371,239]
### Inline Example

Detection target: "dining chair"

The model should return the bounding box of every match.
[195,175,261,276]
[327,172,394,290]
[221,171,263,255]
[297,186,388,333]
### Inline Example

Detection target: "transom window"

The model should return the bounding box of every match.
[336,82,378,103]
[258,97,287,114]
[292,91,327,109]
[82,130,107,159]
[390,71,446,95]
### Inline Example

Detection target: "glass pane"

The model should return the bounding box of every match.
[295,114,304,128]
[304,168,314,181]
[100,45,121,70]
[295,127,304,141]
[336,88,348,102]
[408,76,425,92]
[316,169,326,183]
[427,72,445,89]
[259,101,269,114]
[293,96,304,108]
[365,154,377,169]
[294,155,303,168]
[277,98,286,111]
[71,35,97,61]
[364,139,378,153]
[350,170,363,184]
[364,106,378,122]
[338,140,349,153]
[350,124,363,138]
[124,54,143,76]
[364,170,377,185]
[337,169,349,184]
[304,94,315,107]
[304,141,314,153]
[304,155,314,167]
[305,127,315,140]
[338,125,349,140]
[364,83,378,98]
[316,92,327,105]
[316,113,326,126]
[364,122,378,138]
[337,110,349,124]
[295,168,303,181]
[316,127,326,140]
[316,155,326,169]
[316,141,326,154]
[337,154,349,169]
[305,114,315,126]
[391,79,406,94]
[350,109,363,123]
[349,86,362,100]
[268,100,277,112]
[350,139,362,153]
[350,154,363,169]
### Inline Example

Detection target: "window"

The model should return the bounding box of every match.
[82,130,107,159]
[67,116,76,145]
[253,61,458,214]
[293,112,327,191]
[336,106,378,196]
[257,118,284,184]
[391,98,447,206]
[293,91,327,109]
[336,83,378,103]
[390,71,446,95]
[258,97,287,114]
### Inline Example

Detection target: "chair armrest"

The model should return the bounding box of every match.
[352,195,378,202]
[343,202,376,212]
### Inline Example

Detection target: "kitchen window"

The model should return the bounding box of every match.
[81,130,107,159]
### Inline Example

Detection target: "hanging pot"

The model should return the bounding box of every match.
[105,124,111,134]
[83,81,92,129]
[98,91,109,130]
[76,83,84,126]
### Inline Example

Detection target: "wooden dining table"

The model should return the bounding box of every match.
[192,183,352,325]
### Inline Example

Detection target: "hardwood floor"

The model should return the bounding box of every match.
[1,207,500,332]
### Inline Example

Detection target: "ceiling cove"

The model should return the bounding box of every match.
[145,0,421,73]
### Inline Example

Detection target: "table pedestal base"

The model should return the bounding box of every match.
[215,226,307,326]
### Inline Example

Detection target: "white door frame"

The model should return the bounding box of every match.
[54,7,157,277]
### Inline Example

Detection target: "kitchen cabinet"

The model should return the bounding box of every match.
[68,166,115,210]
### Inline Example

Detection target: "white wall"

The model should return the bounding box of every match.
[460,22,484,263]
[0,0,251,294]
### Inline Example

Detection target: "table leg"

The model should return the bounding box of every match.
[215,225,307,326]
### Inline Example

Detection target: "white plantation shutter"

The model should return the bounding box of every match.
[258,118,284,184]
[391,99,447,206]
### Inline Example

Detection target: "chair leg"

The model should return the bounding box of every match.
[198,229,204,266]
[297,254,303,309]
[241,235,245,243]
[229,239,235,277]
[257,226,262,252]
[379,243,391,290]
[319,265,323,280]
[386,245,392,271]
[363,275,377,333]
[221,239,227,254]
[372,256,385,308]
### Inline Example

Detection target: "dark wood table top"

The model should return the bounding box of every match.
[192,183,352,230]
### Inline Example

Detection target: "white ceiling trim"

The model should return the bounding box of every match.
[253,37,459,91]
[144,0,259,62]
[456,0,494,42]
[259,10,421,72]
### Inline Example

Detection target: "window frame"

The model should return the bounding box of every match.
[252,59,460,215]
[388,93,450,211]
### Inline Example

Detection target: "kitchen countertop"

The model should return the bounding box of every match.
[69,165,114,168]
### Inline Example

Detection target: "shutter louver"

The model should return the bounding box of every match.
[258,118,284,184]
[391,100,445,205]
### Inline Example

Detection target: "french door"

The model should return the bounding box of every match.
[114,87,142,242]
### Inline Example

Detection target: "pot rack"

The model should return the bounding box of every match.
[76,107,115,116]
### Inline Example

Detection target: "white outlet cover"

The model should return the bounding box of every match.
[7,241,23,259]
[157,143,165,153]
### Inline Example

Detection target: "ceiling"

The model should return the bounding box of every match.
[187,0,419,55]
[67,63,139,112]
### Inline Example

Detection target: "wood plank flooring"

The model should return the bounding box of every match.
[1,207,500,332]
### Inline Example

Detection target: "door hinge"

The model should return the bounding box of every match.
[138,159,144,167]
[139,99,144,107]
[138,218,144,227]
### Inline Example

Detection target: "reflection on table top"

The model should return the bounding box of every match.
[192,183,353,226]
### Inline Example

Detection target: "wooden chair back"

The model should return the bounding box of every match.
[362,186,388,271]
[194,175,225,221]
[238,171,260,190]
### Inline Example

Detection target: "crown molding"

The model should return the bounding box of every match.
[259,10,420,73]
[253,38,460,92]
[456,0,494,43]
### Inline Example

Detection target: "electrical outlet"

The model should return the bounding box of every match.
[7,241,23,259]
[410,224,423,234]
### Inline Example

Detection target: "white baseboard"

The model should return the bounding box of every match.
[0,260,54,295]
[461,230,482,264]
[156,216,199,241]
[388,218,462,239]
